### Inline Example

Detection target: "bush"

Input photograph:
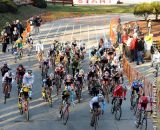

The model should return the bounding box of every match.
[32,0,47,8]
[134,3,152,20]
[151,2,160,20]
[0,0,18,13]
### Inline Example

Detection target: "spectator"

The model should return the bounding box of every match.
[129,35,138,62]
[122,31,129,54]
[2,33,9,53]
[133,22,140,34]
[116,18,122,44]
[16,20,24,36]
[125,35,133,57]
[34,16,42,34]
[135,37,145,65]
[5,22,12,44]
[147,19,152,34]
[98,38,104,49]
[126,23,131,35]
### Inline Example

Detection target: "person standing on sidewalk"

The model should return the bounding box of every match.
[135,36,145,65]
[34,16,42,35]
[147,19,152,34]
[116,18,122,44]
[129,34,138,62]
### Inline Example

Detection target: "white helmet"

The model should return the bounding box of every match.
[98,94,104,101]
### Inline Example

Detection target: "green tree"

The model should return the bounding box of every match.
[134,3,153,20]
[151,2,160,20]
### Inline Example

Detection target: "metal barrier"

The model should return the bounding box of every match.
[122,55,153,97]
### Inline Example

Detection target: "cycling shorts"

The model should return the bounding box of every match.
[93,102,100,109]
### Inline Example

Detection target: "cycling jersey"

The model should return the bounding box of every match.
[89,96,104,109]
[113,85,126,98]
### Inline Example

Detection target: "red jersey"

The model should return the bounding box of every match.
[113,85,126,98]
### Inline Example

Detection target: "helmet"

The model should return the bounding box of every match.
[79,69,84,75]
[66,74,72,80]
[3,61,7,66]
[98,94,104,101]
[27,70,32,75]
[8,72,12,77]
[50,73,54,79]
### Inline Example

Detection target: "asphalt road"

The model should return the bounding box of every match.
[0,14,154,130]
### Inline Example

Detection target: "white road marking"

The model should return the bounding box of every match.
[95,25,98,46]
[71,24,75,41]
[61,24,68,43]
[88,25,89,43]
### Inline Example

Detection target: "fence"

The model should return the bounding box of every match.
[122,55,153,97]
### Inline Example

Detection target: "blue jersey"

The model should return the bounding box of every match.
[132,80,143,89]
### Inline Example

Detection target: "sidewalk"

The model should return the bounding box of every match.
[129,60,160,130]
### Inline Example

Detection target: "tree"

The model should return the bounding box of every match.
[134,3,153,20]
[151,2,160,20]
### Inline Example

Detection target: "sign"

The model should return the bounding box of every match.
[73,0,117,5]
[144,34,153,50]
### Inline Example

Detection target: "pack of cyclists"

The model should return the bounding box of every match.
[0,36,152,128]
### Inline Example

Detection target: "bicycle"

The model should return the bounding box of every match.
[135,107,151,130]
[18,92,30,121]
[55,74,62,96]
[91,107,99,130]
[111,97,122,120]
[75,80,82,103]
[42,87,53,107]
[59,100,70,125]
[3,83,11,104]
[130,93,139,115]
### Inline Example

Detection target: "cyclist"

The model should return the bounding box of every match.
[16,64,26,82]
[75,69,85,87]
[87,64,99,94]
[64,74,75,103]
[131,78,143,96]
[1,62,10,77]
[101,71,110,103]
[15,37,23,59]
[74,69,84,100]
[42,75,53,100]
[2,71,14,98]
[72,53,80,77]
[21,70,34,100]
[89,94,105,127]
[16,64,26,92]
[55,64,65,79]
[112,83,127,106]
[41,58,50,79]
[36,40,44,68]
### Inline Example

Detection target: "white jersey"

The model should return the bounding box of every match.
[36,43,44,53]
[89,96,99,109]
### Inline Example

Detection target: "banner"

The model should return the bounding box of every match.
[110,18,118,44]
[73,0,117,5]
[144,34,153,50]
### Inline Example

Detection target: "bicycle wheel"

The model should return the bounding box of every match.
[25,110,29,121]
[94,116,98,130]
[49,98,52,107]
[136,110,142,128]
[111,100,116,114]
[115,105,122,120]
[4,95,7,104]
[62,107,69,125]
[140,117,147,130]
